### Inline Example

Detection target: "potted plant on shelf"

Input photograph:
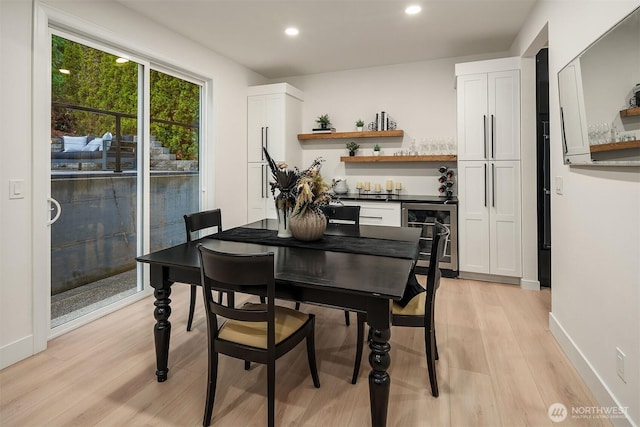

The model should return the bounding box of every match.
[373,144,381,156]
[355,119,365,132]
[316,114,331,129]
[346,141,360,156]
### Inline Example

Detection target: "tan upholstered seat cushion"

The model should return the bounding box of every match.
[218,304,309,349]
[392,292,425,316]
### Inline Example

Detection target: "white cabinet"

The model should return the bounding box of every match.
[341,200,401,227]
[456,58,522,279]
[457,161,521,277]
[457,69,520,161]
[247,83,303,222]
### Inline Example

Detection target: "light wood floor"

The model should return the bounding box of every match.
[0,277,609,427]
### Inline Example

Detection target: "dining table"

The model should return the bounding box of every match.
[136,218,421,426]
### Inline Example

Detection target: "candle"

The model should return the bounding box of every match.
[374,183,381,192]
[396,182,402,190]
[364,182,370,191]
[356,181,363,189]
[386,180,393,191]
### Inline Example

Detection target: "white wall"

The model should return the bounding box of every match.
[512,2,640,425]
[0,0,266,368]
[281,54,506,196]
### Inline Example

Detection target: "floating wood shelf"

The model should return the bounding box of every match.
[589,139,640,153]
[298,130,404,140]
[619,107,640,118]
[340,155,457,163]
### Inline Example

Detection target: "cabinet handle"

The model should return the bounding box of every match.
[265,126,269,153]
[261,127,265,160]
[261,164,265,198]
[491,114,495,159]
[484,163,487,207]
[560,107,568,154]
[483,115,487,159]
[492,163,496,208]
[361,215,383,220]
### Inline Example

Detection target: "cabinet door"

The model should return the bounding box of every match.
[247,163,268,222]
[488,70,520,160]
[489,161,521,277]
[457,73,488,161]
[558,61,589,157]
[341,200,401,227]
[248,97,266,163]
[264,94,286,162]
[457,161,490,273]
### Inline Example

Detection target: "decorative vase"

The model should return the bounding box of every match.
[357,126,363,132]
[373,151,380,156]
[275,198,293,238]
[289,210,327,241]
[349,151,355,157]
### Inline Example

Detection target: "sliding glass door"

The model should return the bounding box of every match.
[49,32,201,329]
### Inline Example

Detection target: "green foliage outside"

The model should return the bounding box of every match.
[51,35,200,160]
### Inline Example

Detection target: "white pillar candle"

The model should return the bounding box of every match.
[364,182,370,191]
[386,180,393,191]
[396,182,402,190]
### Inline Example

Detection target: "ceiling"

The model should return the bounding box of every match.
[117,0,537,79]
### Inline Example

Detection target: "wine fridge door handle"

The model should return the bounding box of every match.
[48,197,61,225]
[483,115,487,159]
[491,163,496,208]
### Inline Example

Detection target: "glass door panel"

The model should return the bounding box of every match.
[50,35,141,327]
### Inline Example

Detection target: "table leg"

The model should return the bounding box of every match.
[367,302,391,427]
[153,286,172,382]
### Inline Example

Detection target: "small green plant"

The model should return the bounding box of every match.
[355,119,365,127]
[346,141,360,153]
[316,114,331,127]
[373,144,381,151]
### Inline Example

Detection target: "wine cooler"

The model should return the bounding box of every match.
[401,202,458,273]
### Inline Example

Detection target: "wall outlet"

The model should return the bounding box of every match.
[616,347,626,382]
[554,176,563,195]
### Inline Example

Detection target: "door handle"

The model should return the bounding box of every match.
[48,197,61,225]
[484,164,487,207]
[491,163,496,208]
[491,114,495,159]
[483,115,487,159]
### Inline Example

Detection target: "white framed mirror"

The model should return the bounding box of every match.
[558,6,640,166]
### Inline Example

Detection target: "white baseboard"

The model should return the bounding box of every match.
[520,278,540,291]
[549,313,636,427]
[0,335,34,370]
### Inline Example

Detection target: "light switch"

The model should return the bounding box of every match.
[9,179,25,199]
[554,176,563,195]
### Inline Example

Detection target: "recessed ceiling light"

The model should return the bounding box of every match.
[285,27,299,36]
[59,69,70,74]
[116,57,129,64]
[405,5,422,15]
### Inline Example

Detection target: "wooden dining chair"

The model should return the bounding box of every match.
[197,245,321,427]
[320,204,361,326]
[184,209,225,331]
[351,222,449,397]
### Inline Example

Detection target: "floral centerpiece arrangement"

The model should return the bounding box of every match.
[263,147,332,240]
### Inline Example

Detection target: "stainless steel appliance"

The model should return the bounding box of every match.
[402,202,458,273]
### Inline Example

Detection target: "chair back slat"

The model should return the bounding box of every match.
[184,209,223,241]
[426,222,449,294]
[198,245,275,325]
[321,205,360,225]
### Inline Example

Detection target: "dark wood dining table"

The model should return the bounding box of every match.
[136,219,421,426]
